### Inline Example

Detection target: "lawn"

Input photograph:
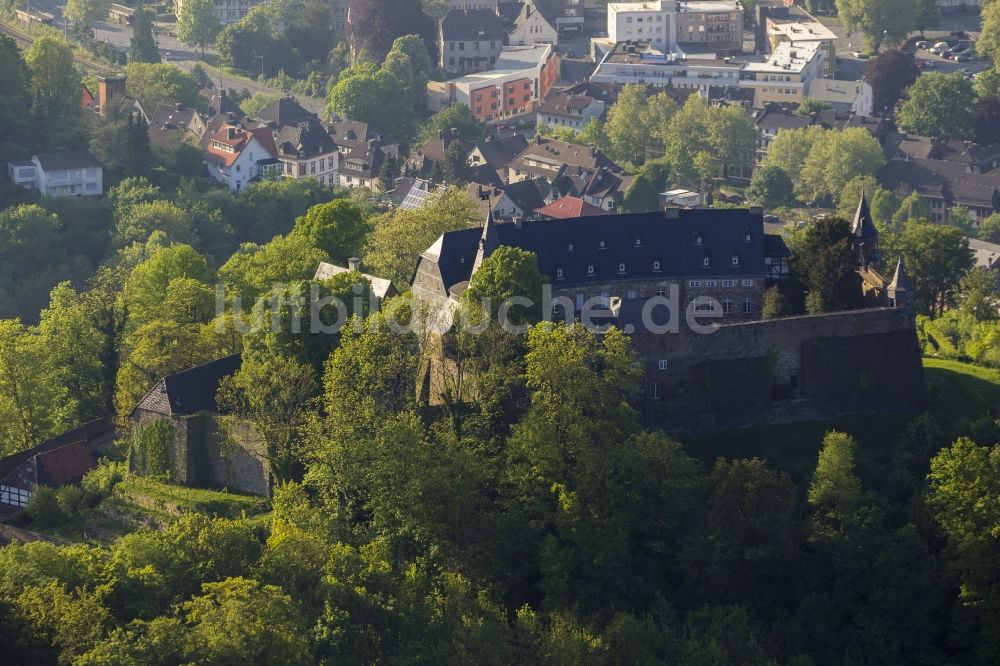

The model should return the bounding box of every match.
[113,475,270,523]
[685,358,1000,487]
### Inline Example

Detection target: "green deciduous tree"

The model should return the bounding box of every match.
[745,165,795,208]
[346,2,436,62]
[837,178,898,228]
[956,266,1000,322]
[25,36,82,149]
[217,355,318,484]
[64,0,112,28]
[897,72,976,142]
[418,103,486,145]
[124,62,203,112]
[115,200,196,247]
[808,431,864,538]
[888,220,973,315]
[217,234,327,304]
[979,0,1000,65]
[291,199,370,263]
[463,246,545,325]
[798,128,885,204]
[622,173,662,213]
[604,85,678,167]
[835,0,916,53]
[125,244,211,329]
[177,0,222,57]
[326,62,416,144]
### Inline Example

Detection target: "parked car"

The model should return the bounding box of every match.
[955,53,972,63]
[853,51,869,59]
[915,40,929,49]
[922,59,937,68]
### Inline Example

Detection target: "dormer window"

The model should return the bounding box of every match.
[458,255,465,266]
[618,262,626,274]
[634,237,642,247]
[587,264,595,275]
[732,254,740,266]
[555,268,564,279]
[703,256,711,268]
[745,229,752,242]
[598,240,606,250]
[652,260,661,272]
[567,242,575,252]
[695,234,703,245]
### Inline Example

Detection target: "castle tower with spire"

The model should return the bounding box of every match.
[887,257,914,316]
[851,189,881,269]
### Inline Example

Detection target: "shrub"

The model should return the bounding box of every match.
[26,486,65,526]
[55,485,86,517]
[81,461,127,503]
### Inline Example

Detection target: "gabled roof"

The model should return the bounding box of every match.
[968,237,1000,271]
[254,96,317,128]
[0,417,113,481]
[274,121,336,159]
[891,133,1000,171]
[314,262,396,299]
[205,124,276,167]
[514,1,554,31]
[148,104,204,150]
[509,136,624,177]
[535,195,607,219]
[501,178,546,212]
[35,441,96,487]
[471,134,529,171]
[418,208,771,295]
[440,8,507,42]
[201,88,245,118]
[537,92,601,117]
[134,354,242,417]
[339,141,384,180]
[34,150,101,171]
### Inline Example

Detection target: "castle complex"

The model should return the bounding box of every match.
[413,195,927,434]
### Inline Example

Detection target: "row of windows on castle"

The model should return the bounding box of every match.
[554,253,747,280]
[565,289,754,313]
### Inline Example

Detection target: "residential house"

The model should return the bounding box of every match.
[536,91,606,130]
[466,134,529,181]
[0,418,113,511]
[327,117,400,159]
[395,177,444,209]
[7,151,103,197]
[426,44,558,121]
[508,136,622,183]
[468,179,546,220]
[405,129,465,180]
[509,1,558,46]
[204,123,278,192]
[877,157,1000,224]
[968,237,1000,273]
[202,88,246,118]
[252,96,317,130]
[337,139,386,192]
[148,103,208,152]
[314,258,398,300]
[274,122,339,186]
[887,134,1000,174]
[440,8,508,75]
[534,195,608,219]
[754,103,884,163]
[807,79,874,116]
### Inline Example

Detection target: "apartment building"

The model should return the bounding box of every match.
[174,0,262,25]
[607,0,742,53]
[6,151,103,197]
[740,40,826,107]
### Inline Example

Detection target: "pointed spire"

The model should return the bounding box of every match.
[852,187,876,239]
[888,257,912,291]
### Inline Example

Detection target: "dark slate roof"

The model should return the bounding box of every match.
[473,134,528,170]
[440,8,506,42]
[339,140,384,179]
[510,136,624,178]
[135,354,242,417]
[852,192,878,240]
[422,209,772,293]
[754,105,813,132]
[888,257,912,291]
[34,150,101,171]
[275,121,337,159]
[501,178,545,212]
[764,233,791,257]
[878,158,1000,209]
[538,92,599,116]
[255,96,317,128]
[876,159,946,199]
[891,134,1000,171]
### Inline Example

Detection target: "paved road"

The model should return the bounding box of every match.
[23,0,327,116]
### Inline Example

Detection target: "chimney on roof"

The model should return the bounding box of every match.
[227,126,238,140]
[589,144,597,157]
[348,257,361,272]
[438,129,444,140]
[513,216,523,229]
[665,207,680,219]
[175,102,183,111]
[450,127,459,138]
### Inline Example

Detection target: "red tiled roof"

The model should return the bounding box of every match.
[205,124,275,168]
[34,441,96,487]
[535,196,607,219]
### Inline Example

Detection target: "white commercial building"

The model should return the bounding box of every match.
[607,0,742,53]
[740,40,826,107]
[174,0,262,25]
[7,151,103,197]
